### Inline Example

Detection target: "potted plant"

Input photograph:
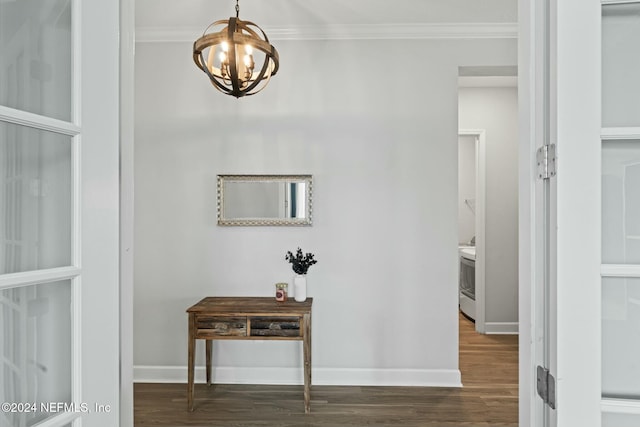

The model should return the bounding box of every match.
[285,248,317,302]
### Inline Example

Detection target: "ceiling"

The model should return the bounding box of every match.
[135,0,517,32]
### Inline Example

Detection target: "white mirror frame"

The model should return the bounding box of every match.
[217,174,313,226]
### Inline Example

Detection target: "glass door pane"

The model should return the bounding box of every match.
[0,280,72,427]
[0,0,72,121]
[603,412,640,427]
[602,277,640,398]
[0,122,72,274]
[602,140,640,264]
[602,3,640,128]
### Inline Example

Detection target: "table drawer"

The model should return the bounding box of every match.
[250,316,301,337]
[196,316,247,337]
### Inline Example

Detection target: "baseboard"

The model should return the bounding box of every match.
[134,365,462,387]
[484,322,519,335]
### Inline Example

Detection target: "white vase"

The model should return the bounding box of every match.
[293,275,307,302]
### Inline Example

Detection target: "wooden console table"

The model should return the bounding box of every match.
[186,297,313,413]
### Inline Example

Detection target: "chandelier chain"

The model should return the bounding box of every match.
[235,0,239,18]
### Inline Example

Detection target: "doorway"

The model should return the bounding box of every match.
[458,70,519,336]
[457,73,519,402]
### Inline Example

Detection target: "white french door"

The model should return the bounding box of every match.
[522,0,640,426]
[600,1,640,426]
[0,1,120,426]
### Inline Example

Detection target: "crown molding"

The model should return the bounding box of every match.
[136,22,517,43]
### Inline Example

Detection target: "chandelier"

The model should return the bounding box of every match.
[193,0,279,98]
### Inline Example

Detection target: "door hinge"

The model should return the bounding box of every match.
[536,365,556,409]
[536,144,557,180]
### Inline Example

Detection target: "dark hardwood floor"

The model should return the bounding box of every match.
[134,313,518,427]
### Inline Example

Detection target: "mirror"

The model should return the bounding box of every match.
[217,175,313,226]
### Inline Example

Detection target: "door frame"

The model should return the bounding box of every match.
[519,0,602,425]
[518,0,548,424]
[119,0,135,425]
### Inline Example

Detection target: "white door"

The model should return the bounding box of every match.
[0,1,120,426]
[522,0,640,426]
[600,1,640,426]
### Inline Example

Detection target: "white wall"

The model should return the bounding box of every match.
[458,87,519,327]
[134,37,516,385]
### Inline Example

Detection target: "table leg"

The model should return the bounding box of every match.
[303,312,312,414]
[187,314,196,411]
[206,339,212,386]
